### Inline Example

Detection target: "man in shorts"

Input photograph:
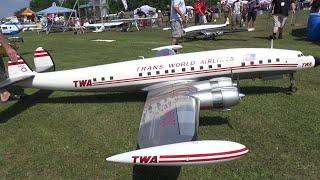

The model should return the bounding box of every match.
[170,0,186,49]
[269,0,296,39]
[247,0,260,28]
[231,0,243,29]
[0,32,21,102]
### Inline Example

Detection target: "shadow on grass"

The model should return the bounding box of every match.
[240,86,289,95]
[0,90,54,124]
[199,116,231,127]
[182,37,247,43]
[38,92,147,104]
[132,165,181,180]
[291,28,320,45]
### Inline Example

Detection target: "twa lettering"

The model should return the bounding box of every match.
[132,156,158,164]
[73,80,92,87]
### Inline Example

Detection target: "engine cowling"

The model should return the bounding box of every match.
[191,77,237,91]
[189,87,244,109]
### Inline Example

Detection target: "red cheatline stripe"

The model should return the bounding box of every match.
[158,153,247,163]
[34,54,49,58]
[34,50,46,53]
[89,64,298,87]
[160,147,248,159]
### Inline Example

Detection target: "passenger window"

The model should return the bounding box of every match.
[217,64,221,68]
[268,59,271,63]
[101,77,105,81]
[156,71,160,75]
[139,73,142,77]
[147,72,151,76]
[93,78,97,82]
[241,62,245,67]
[182,68,186,72]
[165,70,169,74]
[110,76,113,80]
[200,66,203,70]
[209,65,212,69]
[259,60,263,64]
[276,58,280,62]
[171,69,175,73]
[250,61,254,65]
[191,67,194,71]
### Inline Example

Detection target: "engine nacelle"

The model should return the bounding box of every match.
[189,87,244,109]
[191,77,237,91]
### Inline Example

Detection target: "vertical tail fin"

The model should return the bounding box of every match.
[34,47,55,73]
[8,54,34,79]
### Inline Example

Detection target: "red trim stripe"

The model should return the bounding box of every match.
[89,64,298,86]
[34,54,49,58]
[34,50,46,53]
[160,147,248,159]
[158,153,247,163]
[8,61,25,65]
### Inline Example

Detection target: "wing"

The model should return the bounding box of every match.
[138,82,200,149]
[0,74,34,89]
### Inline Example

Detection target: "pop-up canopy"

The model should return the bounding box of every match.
[36,2,76,15]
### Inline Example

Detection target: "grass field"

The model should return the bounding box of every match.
[1,11,320,179]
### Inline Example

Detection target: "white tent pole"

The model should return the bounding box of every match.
[64,0,79,31]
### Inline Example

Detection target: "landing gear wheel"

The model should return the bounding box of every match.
[289,85,297,93]
[289,73,297,93]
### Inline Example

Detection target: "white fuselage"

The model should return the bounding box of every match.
[20,48,316,92]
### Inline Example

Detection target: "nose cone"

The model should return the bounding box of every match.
[314,56,320,67]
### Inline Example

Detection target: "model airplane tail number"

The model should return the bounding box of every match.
[73,79,92,87]
[132,156,158,164]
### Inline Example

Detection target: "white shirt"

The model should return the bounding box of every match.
[170,0,186,21]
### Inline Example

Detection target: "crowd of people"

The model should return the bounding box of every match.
[0,0,319,102]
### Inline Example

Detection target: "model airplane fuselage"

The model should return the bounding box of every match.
[16,48,319,92]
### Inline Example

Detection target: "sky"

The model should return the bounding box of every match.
[0,0,30,19]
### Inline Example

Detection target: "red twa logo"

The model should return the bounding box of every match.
[73,80,92,87]
[132,156,158,164]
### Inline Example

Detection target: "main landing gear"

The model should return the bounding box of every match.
[289,73,297,93]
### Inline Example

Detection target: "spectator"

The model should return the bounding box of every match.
[222,1,231,24]
[200,0,208,24]
[194,0,202,25]
[232,0,243,29]
[242,3,249,26]
[247,0,260,28]
[170,0,186,52]
[269,0,296,39]
[0,33,22,102]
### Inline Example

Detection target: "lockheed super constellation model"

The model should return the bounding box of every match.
[1,46,319,166]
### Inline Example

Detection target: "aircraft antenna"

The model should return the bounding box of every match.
[270,39,273,49]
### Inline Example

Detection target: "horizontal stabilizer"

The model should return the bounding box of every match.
[34,47,55,73]
[152,45,182,57]
[0,74,34,89]
[106,140,248,166]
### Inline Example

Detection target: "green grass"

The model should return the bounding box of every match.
[1,11,320,179]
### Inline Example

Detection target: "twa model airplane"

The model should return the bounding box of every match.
[164,24,255,40]
[2,46,319,166]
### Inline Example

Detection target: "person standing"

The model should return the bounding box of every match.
[231,0,243,29]
[0,33,18,102]
[194,0,201,25]
[170,0,186,49]
[269,0,296,39]
[247,0,260,28]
